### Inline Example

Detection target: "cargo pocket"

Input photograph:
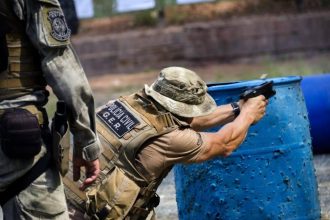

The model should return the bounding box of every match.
[36,0,71,47]
[16,168,67,217]
[86,167,141,220]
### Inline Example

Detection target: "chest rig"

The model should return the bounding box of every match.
[65,91,188,219]
[0,20,46,101]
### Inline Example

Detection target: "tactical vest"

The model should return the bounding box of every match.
[65,91,188,220]
[0,25,46,101]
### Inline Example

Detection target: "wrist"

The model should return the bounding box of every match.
[239,110,255,125]
[231,102,240,117]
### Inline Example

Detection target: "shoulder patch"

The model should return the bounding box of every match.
[47,9,71,41]
[97,101,140,138]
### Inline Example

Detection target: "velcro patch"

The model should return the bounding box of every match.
[47,9,71,41]
[97,101,140,138]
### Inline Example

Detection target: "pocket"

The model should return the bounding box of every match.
[37,0,71,47]
[0,108,42,158]
[17,168,67,216]
[86,167,141,220]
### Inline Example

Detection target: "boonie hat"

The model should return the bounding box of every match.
[145,67,217,117]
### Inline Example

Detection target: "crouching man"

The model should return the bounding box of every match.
[65,67,268,220]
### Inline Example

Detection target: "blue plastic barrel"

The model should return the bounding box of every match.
[175,76,320,220]
[301,74,330,154]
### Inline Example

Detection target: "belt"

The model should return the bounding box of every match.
[0,77,46,89]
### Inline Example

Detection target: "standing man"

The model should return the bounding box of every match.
[0,0,100,219]
[66,67,268,220]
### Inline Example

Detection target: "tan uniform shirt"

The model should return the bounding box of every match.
[136,127,206,181]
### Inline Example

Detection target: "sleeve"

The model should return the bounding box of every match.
[164,128,207,165]
[23,0,101,161]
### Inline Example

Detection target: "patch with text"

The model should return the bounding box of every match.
[97,101,140,138]
[48,9,71,41]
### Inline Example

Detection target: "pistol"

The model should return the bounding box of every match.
[240,81,276,100]
[53,101,68,136]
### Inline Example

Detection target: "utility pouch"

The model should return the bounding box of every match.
[86,167,141,220]
[0,108,42,158]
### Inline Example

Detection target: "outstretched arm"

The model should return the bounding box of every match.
[190,103,239,131]
[195,95,266,162]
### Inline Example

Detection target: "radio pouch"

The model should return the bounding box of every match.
[0,108,42,158]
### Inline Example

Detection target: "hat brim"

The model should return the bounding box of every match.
[145,84,217,118]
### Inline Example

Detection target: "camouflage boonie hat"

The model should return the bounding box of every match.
[145,67,217,117]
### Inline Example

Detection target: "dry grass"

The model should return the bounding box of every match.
[85,52,330,106]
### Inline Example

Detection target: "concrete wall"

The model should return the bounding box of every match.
[72,12,330,76]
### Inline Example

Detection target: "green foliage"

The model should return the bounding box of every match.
[213,54,330,82]
[93,0,114,18]
[133,11,158,27]
[93,0,330,20]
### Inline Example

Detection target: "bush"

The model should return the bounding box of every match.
[133,11,158,27]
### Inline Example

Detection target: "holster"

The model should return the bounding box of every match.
[51,123,70,176]
[51,100,70,176]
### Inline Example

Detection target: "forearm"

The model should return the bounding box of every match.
[191,104,235,131]
[41,46,100,161]
[199,111,254,160]
[216,111,254,155]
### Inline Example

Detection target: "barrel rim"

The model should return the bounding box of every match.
[207,76,302,91]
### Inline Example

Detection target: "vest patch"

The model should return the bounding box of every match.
[47,9,71,41]
[97,101,140,138]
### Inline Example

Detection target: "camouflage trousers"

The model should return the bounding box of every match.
[0,142,69,220]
